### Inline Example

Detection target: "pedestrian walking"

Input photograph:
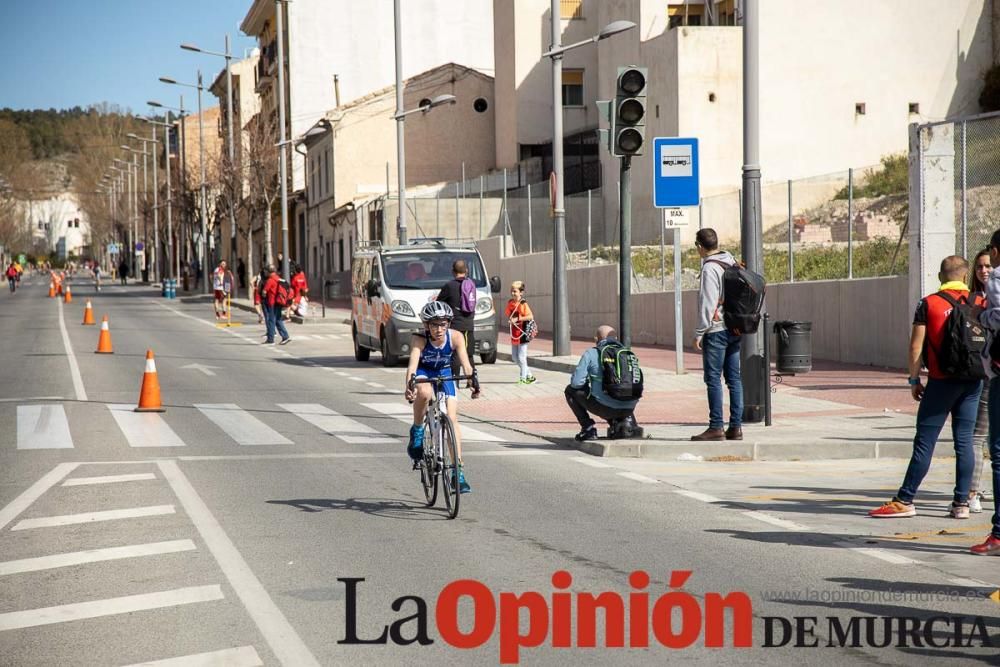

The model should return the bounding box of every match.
[691,228,742,441]
[212,261,232,320]
[968,248,992,514]
[250,274,264,324]
[971,232,1000,555]
[290,262,309,318]
[435,259,478,377]
[869,255,983,521]
[263,265,291,345]
[5,263,17,293]
[118,260,129,286]
[236,258,247,290]
[504,281,536,384]
[565,325,643,441]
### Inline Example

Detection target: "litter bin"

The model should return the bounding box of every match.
[774,320,812,375]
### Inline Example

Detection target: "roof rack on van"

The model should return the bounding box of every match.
[406,237,478,249]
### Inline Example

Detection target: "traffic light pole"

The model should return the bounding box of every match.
[741,0,765,423]
[550,0,570,357]
[619,155,632,347]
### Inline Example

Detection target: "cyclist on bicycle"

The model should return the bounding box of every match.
[405,301,480,493]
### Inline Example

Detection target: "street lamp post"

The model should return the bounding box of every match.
[276,0,290,279]
[160,73,208,294]
[542,12,635,356]
[127,132,160,282]
[181,37,237,266]
[139,114,175,281]
[113,157,136,274]
[121,145,149,281]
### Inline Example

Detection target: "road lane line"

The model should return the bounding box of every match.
[334,371,348,376]
[16,405,74,449]
[122,646,263,667]
[363,402,505,442]
[463,450,549,457]
[673,489,722,503]
[618,472,659,484]
[347,376,363,381]
[366,382,384,388]
[950,577,993,588]
[742,511,811,531]
[157,460,320,667]
[278,403,398,444]
[108,404,186,447]
[0,539,196,576]
[12,505,176,531]
[571,456,613,468]
[0,463,79,531]
[57,297,88,401]
[841,544,922,565]
[0,396,64,403]
[195,404,293,446]
[62,473,157,486]
[0,584,223,631]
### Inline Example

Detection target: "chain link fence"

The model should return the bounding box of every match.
[952,113,1000,258]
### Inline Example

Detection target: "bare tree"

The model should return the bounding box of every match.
[244,111,280,272]
[0,119,36,255]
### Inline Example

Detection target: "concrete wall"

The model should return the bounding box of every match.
[482,236,911,368]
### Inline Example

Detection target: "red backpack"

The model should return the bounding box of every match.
[274,279,292,307]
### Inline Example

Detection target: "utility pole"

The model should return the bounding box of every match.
[619,156,632,346]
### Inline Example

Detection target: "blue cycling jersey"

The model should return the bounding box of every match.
[418,331,453,372]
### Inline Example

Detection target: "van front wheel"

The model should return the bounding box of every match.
[480,350,497,365]
[381,334,399,367]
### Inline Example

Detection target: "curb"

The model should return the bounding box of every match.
[229,299,351,325]
[497,350,577,374]
[568,438,948,462]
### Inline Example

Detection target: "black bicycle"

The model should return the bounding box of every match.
[408,373,478,519]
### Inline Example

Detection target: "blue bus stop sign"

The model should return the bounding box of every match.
[653,137,699,208]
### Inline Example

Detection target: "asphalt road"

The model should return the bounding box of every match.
[0,277,997,666]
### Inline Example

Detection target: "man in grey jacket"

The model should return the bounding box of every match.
[565,325,643,441]
[691,228,743,441]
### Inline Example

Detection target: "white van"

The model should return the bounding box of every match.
[351,238,501,366]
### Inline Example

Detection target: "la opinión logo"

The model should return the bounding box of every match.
[337,570,753,664]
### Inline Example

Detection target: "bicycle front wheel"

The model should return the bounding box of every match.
[439,414,460,519]
[420,420,437,506]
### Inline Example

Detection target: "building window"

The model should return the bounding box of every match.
[668,3,703,29]
[908,102,920,114]
[339,238,346,271]
[324,148,331,197]
[562,69,584,107]
[560,0,582,20]
[855,102,866,116]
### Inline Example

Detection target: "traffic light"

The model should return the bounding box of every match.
[614,66,647,156]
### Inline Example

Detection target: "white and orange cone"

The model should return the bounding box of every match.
[95,315,113,354]
[82,300,95,325]
[48,283,55,298]
[135,349,165,412]
[63,284,72,303]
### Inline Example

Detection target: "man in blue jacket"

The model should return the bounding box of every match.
[565,325,643,441]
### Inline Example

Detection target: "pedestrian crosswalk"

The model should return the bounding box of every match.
[6,399,514,450]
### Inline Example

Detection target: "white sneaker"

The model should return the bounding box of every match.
[969,494,983,513]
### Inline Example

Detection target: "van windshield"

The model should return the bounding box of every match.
[382,251,486,290]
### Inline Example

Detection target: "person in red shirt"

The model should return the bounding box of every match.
[504,280,535,384]
[262,265,291,345]
[290,262,308,317]
[870,255,983,520]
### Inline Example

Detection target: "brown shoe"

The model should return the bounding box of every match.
[725,427,743,441]
[691,428,725,441]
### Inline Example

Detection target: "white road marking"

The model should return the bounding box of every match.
[742,511,811,531]
[571,456,613,468]
[108,404,186,447]
[123,646,263,667]
[57,298,88,401]
[157,460,320,666]
[0,584,223,631]
[366,382,384,388]
[178,452,402,461]
[195,404,292,446]
[363,402,505,442]
[463,450,549,457]
[279,403,398,444]
[0,539,196,576]
[12,504,176,531]
[842,545,922,565]
[949,577,993,588]
[618,472,659,484]
[16,405,74,449]
[180,363,219,376]
[0,396,63,403]
[379,368,397,374]
[334,371,349,376]
[0,463,79,531]
[347,376,363,381]
[673,489,722,503]
[62,473,156,486]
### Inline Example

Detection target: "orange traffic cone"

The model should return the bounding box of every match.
[82,300,95,325]
[48,283,55,298]
[56,281,63,296]
[63,284,72,303]
[135,349,165,412]
[95,315,113,354]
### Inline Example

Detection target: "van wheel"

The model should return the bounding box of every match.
[381,333,399,367]
[353,326,370,361]
[480,350,497,365]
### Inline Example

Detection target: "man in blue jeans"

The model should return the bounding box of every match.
[973,231,1000,555]
[691,228,743,441]
[869,255,981,521]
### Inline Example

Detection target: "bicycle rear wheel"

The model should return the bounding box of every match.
[439,414,460,519]
[419,420,437,506]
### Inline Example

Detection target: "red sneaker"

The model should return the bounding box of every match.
[868,500,916,518]
[969,534,1000,556]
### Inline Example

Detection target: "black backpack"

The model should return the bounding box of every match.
[931,292,986,381]
[706,259,766,335]
[597,341,644,401]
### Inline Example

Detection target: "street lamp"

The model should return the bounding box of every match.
[126,135,160,283]
[138,114,177,281]
[148,100,189,283]
[113,156,137,272]
[160,73,209,294]
[542,11,635,357]
[181,38,238,267]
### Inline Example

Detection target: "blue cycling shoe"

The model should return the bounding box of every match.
[457,465,471,494]
[407,424,424,461]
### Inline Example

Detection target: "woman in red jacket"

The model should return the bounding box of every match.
[290,262,309,317]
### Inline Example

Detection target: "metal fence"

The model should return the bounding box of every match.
[951,112,1000,258]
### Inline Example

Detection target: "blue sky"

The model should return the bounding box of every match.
[0,0,258,113]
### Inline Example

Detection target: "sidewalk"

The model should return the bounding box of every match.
[189,296,932,462]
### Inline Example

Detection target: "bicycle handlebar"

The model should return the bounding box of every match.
[408,372,480,391]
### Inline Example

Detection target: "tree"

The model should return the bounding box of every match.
[244,111,281,276]
[0,119,36,254]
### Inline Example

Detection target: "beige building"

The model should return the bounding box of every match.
[299,63,497,294]
[493,0,995,241]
